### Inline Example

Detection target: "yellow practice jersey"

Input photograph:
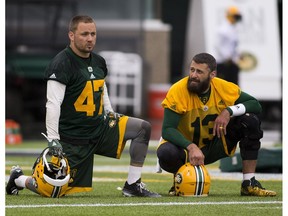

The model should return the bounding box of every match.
[161,77,241,149]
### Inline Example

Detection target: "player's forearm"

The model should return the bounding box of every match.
[162,108,192,148]
[46,101,60,140]
[103,82,114,113]
[162,127,191,148]
[46,80,66,140]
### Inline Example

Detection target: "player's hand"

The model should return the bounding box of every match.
[106,111,123,121]
[213,109,231,138]
[48,139,63,156]
[104,111,123,127]
[41,133,63,156]
[187,143,205,166]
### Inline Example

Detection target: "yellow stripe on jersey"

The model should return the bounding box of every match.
[221,132,237,156]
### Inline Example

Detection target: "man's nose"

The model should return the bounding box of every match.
[189,71,197,78]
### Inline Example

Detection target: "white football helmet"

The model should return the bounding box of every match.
[175,163,211,197]
[32,147,71,198]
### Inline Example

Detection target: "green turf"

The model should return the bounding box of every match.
[5,141,282,216]
[5,179,282,216]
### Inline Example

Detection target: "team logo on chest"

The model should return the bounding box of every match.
[87,66,96,79]
[87,66,93,72]
[203,105,208,112]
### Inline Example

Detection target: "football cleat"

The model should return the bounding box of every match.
[168,174,176,196]
[168,185,176,196]
[6,165,24,195]
[122,178,161,197]
[241,177,276,197]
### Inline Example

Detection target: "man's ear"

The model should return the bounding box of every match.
[210,70,217,78]
[68,31,74,42]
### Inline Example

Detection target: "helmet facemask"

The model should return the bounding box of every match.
[32,147,71,197]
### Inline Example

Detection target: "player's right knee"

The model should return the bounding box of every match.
[157,144,175,162]
[157,144,182,173]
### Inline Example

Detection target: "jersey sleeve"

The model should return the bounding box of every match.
[95,53,108,77]
[212,78,241,106]
[44,50,71,85]
[161,77,190,114]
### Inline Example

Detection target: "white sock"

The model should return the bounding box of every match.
[127,166,142,185]
[243,173,255,181]
[15,175,28,188]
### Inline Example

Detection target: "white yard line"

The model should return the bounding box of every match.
[6,201,282,208]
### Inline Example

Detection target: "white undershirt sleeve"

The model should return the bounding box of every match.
[46,80,66,140]
[103,82,114,113]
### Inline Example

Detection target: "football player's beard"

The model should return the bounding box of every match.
[187,76,211,94]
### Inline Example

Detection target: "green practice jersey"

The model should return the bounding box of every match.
[44,46,108,139]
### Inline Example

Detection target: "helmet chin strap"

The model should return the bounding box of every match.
[43,148,52,172]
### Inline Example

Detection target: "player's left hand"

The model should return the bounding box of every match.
[213,109,231,138]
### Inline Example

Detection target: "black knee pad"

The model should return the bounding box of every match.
[237,113,263,160]
[157,143,186,174]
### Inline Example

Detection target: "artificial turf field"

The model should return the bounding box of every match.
[5,141,283,216]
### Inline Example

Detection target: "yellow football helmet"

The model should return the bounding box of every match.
[32,147,71,198]
[175,163,211,197]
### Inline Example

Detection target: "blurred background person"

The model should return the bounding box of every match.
[214,6,242,84]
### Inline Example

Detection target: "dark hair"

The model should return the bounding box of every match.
[192,53,217,72]
[69,15,95,32]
